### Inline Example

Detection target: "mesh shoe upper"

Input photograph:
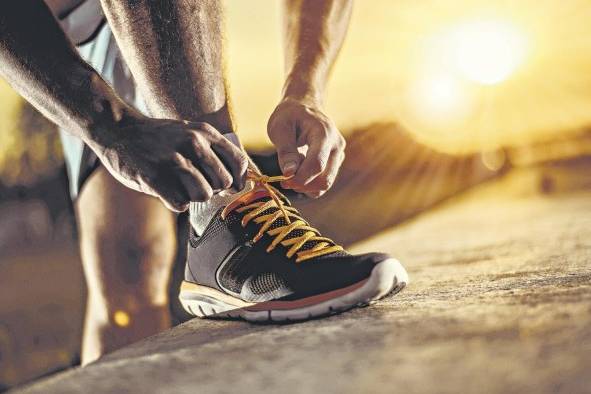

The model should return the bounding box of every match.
[186,205,390,302]
[185,171,391,302]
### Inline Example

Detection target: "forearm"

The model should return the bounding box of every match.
[100,0,232,131]
[0,0,135,151]
[281,0,353,105]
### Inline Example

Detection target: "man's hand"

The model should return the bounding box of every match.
[268,97,346,198]
[272,0,352,198]
[96,116,248,212]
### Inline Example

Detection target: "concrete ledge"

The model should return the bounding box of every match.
[16,167,591,394]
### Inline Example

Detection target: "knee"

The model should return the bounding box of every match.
[77,168,177,306]
[79,221,177,311]
[114,230,176,281]
[88,228,177,299]
[79,201,177,285]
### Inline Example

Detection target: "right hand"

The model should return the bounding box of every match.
[94,116,248,212]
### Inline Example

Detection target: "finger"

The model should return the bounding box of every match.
[159,197,189,212]
[279,151,305,188]
[209,135,248,191]
[172,152,216,200]
[267,119,302,177]
[306,191,324,199]
[178,165,214,202]
[184,122,247,191]
[189,147,233,192]
[291,148,344,196]
[291,129,332,187]
[154,179,190,212]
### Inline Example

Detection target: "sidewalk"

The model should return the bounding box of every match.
[16,164,591,394]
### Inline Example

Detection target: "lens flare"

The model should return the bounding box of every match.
[113,310,131,327]
[450,19,527,85]
[412,73,463,119]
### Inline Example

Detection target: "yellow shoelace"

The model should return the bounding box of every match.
[221,170,343,263]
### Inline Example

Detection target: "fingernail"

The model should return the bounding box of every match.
[283,161,298,176]
[280,181,293,189]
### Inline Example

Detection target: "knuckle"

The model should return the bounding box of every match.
[172,152,186,167]
[192,121,209,131]
[337,135,346,150]
[278,147,298,156]
[313,123,330,139]
[318,177,332,189]
[267,112,281,129]
[195,188,213,202]
[191,134,207,149]
[168,198,188,212]
[237,154,249,173]
[267,124,286,142]
[197,122,217,135]
[302,105,316,116]
[310,157,325,174]
[339,149,346,164]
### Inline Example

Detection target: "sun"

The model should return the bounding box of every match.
[449,19,527,85]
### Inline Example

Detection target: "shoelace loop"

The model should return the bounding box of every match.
[221,170,343,262]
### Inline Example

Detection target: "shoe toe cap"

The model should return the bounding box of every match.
[289,251,392,297]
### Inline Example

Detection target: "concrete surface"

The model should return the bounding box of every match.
[14,164,591,394]
[0,244,84,387]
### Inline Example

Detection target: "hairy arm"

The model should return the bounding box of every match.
[0,0,132,152]
[0,0,246,211]
[99,0,232,131]
[268,0,352,197]
[281,0,352,106]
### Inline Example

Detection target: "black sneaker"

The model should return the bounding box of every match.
[179,172,408,322]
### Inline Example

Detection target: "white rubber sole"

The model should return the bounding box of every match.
[179,258,408,323]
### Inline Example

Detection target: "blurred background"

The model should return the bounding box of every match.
[2,0,591,390]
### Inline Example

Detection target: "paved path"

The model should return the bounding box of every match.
[16,165,591,394]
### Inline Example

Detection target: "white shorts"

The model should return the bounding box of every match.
[58,0,148,198]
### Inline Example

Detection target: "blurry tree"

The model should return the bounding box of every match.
[0,80,62,187]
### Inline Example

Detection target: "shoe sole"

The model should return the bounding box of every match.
[179,258,408,323]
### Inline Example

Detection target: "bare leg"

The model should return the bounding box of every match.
[77,167,176,364]
[77,0,234,363]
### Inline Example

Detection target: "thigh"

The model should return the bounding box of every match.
[76,167,177,306]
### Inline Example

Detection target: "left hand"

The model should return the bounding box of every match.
[267,97,346,198]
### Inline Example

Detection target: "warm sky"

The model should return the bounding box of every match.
[3,0,591,156]
[225,0,591,152]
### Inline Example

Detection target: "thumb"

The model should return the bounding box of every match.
[269,126,303,177]
[278,148,303,177]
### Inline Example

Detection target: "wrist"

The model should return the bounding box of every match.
[281,74,325,108]
[80,73,143,152]
[85,105,141,155]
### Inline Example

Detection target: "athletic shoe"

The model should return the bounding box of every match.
[179,171,408,322]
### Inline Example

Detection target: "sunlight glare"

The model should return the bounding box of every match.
[417,73,462,117]
[450,19,527,85]
[406,71,474,133]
